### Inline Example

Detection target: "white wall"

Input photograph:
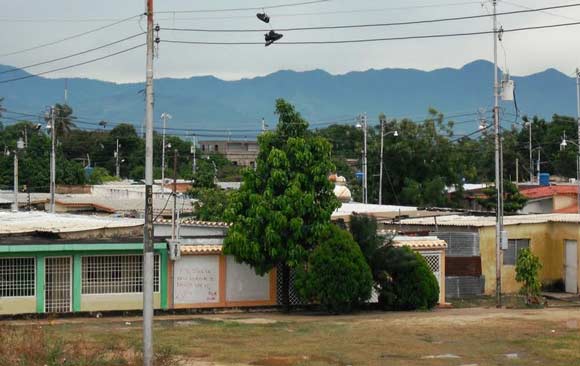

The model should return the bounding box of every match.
[225,256,270,302]
[173,255,220,304]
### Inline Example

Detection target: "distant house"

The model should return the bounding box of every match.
[384,213,580,299]
[519,185,578,214]
[199,140,259,167]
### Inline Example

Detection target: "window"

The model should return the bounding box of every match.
[214,144,219,152]
[82,255,159,294]
[504,239,530,265]
[0,257,35,297]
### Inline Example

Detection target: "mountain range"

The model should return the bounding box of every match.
[0,60,577,137]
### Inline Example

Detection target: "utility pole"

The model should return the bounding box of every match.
[12,147,19,212]
[191,134,197,174]
[359,113,368,204]
[515,158,519,183]
[142,0,155,364]
[576,68,580,214]
[49,106,56,214]
[528,120,533,183]
[115,139,120,178]
[492,0,503,308]
[379,115,385,206]
[161,112,171,194]
[172,149,178,240]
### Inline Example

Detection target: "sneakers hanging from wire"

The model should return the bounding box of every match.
[265,30,283,46]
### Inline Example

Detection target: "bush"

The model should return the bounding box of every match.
[515,248,543,303]
[376,246,439,311]
[295,225,373,313]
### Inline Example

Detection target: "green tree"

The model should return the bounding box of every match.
[295,225,373,313]
[224,99,340,310]
[515,248,543,304]
[477,181,528,213]
[192,188,231,221]
[50,104,76,137]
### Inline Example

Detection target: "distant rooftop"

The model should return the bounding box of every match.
[0,211,142,236]
[332,202,417,218]
[397,213,580,228]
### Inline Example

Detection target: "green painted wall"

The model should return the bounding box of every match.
[0,243,168,315]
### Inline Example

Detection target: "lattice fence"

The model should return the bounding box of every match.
[276,265,303,305]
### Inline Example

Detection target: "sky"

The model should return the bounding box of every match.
[1,0,580,83]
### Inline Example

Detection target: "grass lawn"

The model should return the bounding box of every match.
[3,306,580,365]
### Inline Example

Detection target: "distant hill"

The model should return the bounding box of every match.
[0,60,576,136]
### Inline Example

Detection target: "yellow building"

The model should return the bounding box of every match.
[385,214,580,296]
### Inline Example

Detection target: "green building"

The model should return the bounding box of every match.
[0,212,168,315]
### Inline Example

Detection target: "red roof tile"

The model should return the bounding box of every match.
[520,186,578,199]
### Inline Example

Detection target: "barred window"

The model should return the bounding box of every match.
[504,239,530,265]
[0,257,36,297]
[81,255,159,294]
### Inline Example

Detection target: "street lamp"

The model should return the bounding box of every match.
[160,112,172,193]
[379,117,399,205]
[559,135,580,214]
[9,138,25,212]
[355,113,368,204]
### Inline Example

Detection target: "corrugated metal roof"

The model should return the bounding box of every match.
[393,236,447,250]
[180,244,223,255]
[0,211,143,235]
[155,218,231,227]
[397,213,580,228]
[333,202,417,217]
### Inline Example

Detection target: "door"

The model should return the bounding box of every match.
[565,240,578,294]
[45,257,72,313]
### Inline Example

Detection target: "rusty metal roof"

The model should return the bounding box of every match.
[180,244,223,255]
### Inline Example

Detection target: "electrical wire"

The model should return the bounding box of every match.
[0,33,145,75]
[0,14,141,58]
[503,0,580,22]
[155,0,331,14]
[163,3,580,32]
[163,20,580,45]
[0,44,145,84]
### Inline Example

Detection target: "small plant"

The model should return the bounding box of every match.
[295,225,373,313]
[515,248,543,304]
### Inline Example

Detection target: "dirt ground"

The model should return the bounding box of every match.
[5,306,580,366]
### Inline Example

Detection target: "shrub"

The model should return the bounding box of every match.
[295,225,373,313]
[515,248,543,303]
[376,246,439,311]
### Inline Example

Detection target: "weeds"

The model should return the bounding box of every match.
[0,325,176,366]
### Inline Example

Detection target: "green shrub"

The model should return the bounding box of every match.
[376,246,439,310]
[295,225,373,313]
[515,248,542,303]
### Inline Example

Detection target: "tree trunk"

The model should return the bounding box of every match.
[282,263,291,313]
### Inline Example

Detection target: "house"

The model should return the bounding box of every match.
[0,211,168,315]
[0,211,277,316]
[519,185,578,214]
[383,214,580,298]
[199,140,259,167]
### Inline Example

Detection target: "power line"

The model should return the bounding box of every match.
[0,33,145,75]
[156,0,331,14]
[163,3,580,32]
[503,0,580,22]
[0,14,141,58]
[0,44,145,84]
[163,19,580,45]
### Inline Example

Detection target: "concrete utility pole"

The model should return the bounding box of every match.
[356,113,368,204]
[492,0,503,308]
[161,112,171,193]
[172,149,178,240]
[142,0,155,364]
[49,106,56,214]
[576,68,580,214]
[379,115,385,206]
[191,134,197,174]
[115,139,120,178]
[12,139,24,212]
[528,120,533,183]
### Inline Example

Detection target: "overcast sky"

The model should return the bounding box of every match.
[1,0,580,83]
